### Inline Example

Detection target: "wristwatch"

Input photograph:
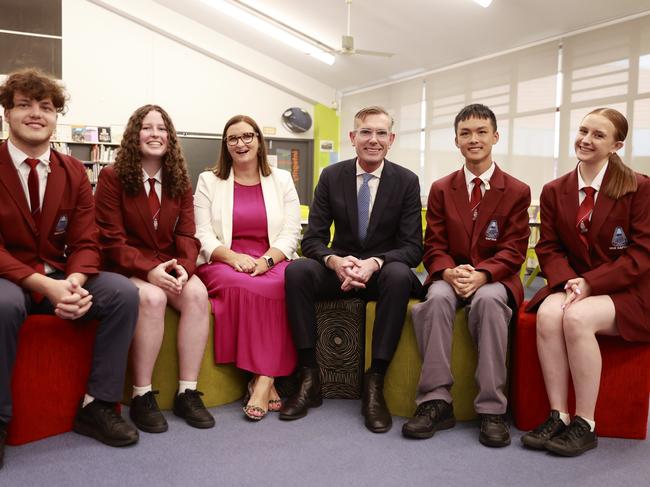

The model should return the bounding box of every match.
[262,255,275,268]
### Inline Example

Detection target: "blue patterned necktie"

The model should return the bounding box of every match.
[358,173,373,241]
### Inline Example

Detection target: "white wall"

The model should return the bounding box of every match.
[60,0,337,138]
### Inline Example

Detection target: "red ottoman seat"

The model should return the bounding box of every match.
[6,315,98,446]
[512,305,650,439]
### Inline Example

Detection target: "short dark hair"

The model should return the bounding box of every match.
[454,103,497,133]
[0,68,67,113]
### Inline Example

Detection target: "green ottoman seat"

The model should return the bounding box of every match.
[365,300,479,421]
[123,306,247,410]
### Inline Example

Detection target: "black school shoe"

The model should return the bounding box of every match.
[521,410,567,450]
[173,389,215,429]
[130,391,168,433]
[545,416,598,457]
[0,420,6,470]
[402,399,456,439]
[73,399,139,447]
[479,414,511,447]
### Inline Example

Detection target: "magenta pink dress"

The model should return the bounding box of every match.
[195,182,297,376]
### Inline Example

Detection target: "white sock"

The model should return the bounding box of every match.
[132,384,152,398]
[178,380,197,395]
[578,415,596,432]
[558,411,571,425]
[82,394,95,408]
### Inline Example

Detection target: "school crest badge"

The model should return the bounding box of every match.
[485,220,499,241]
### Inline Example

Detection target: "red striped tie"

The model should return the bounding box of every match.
[470,177,482,222]
[148,178,161,230]
[576,186,596,247]
[25,158,41,225]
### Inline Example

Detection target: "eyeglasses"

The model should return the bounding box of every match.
[354,129,391,141]
[226,132,258,146]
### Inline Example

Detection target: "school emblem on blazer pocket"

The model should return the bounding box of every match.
[53,214,69,235]
[610,226,629,250]
[485,219,499,241]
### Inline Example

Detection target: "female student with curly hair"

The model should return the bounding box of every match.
[522,107,650,456]
[95,105,214,433]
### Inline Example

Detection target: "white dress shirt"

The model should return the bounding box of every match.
[577,161,608,205]
[8,139,51,210]
[463,162,495,200]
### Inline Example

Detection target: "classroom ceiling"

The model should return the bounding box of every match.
[154,0,650,94]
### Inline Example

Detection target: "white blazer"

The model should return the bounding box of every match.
[194,167,301,265]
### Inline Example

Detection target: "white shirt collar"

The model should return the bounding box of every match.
[463,162,495,190]
[577,162,608,192]
[142,167,162,184]
[355,159,384,179]
[8,139,51,172]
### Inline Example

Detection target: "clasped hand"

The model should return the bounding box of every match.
[562,277,591,310]
[46,274,93,320]
[147,259,188,295]
[328,255,379,292]
[229,252,269,277]
[443,264,487,299]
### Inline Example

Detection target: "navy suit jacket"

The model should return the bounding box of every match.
[301,158,422,268]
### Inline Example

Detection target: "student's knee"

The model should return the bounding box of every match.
[139,284,168,312]
[562,306,591,342]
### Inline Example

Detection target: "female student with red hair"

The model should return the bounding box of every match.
[522,107,650,456]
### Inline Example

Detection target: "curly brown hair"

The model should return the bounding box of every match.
[114,105,190,199]
[212,115,271,179]
[0,68,68,113]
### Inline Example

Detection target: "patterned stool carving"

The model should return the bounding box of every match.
[315,298,366,399]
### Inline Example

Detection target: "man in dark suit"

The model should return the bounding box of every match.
[280,106,423,433]
[401,104,530,447]
[0,69,140,470]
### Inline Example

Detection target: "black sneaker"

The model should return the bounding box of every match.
[402,400,456,439]
[0,421,6,470]
[479,414,511,447]
[173,389,215,429]
[545,416,597,457]
[73,399,139,447]
[130,391,168,433]
[521,410,567,450]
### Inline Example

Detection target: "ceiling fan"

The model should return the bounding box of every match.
[334,0,394,58]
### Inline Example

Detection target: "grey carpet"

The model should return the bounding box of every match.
[1,399,649,487]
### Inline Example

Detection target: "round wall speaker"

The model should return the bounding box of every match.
[281,107,312,133]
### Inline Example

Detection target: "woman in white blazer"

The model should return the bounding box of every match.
[194,115,300,421]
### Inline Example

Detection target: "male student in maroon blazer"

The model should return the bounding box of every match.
[402,104,530,447]
[0,69,140,470]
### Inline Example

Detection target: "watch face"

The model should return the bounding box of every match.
[265,256,274,267]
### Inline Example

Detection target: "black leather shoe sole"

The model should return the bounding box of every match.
[521,434,548,450]
[479,432,511,448]
[365,418,392,434]
[130,414,168,434]
[72,418,139,447]
[545,438,598,457]
[278,397,323,421]
[173,409,216,429]
[402,416,456,439]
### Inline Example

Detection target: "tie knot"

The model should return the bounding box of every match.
[472,177,482,188]
[148,178,157,188]
[25,158,40,170]
[361,173,373,184]
[583,186,596,198]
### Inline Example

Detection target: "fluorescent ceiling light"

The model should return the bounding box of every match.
[473,0,493,7]
[201,0,335,65]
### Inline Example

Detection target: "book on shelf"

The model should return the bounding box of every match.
[98,126,111,143]
[51,142,72,155]
[54,124,72,142]
[90,144,117,163]
[71,125,86,143]
[84,126,99,143]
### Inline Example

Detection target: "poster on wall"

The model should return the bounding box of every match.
[320,140,334,152]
